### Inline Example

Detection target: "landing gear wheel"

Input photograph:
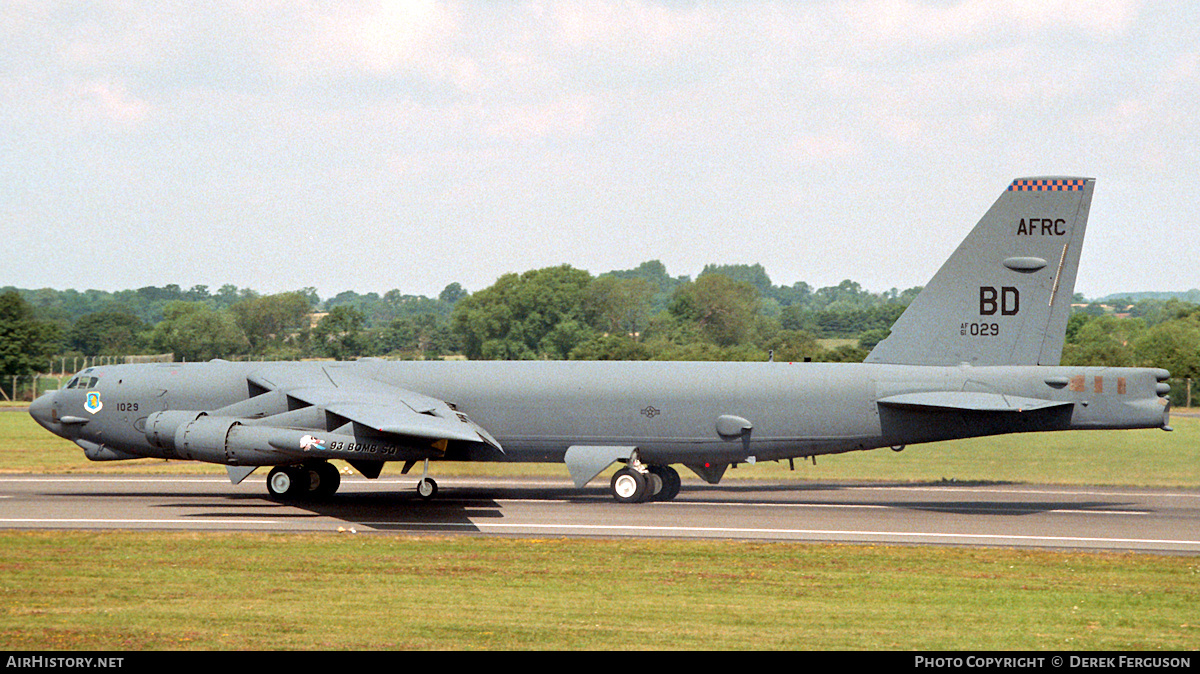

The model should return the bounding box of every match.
[611,467,648,503]
[417,477,438,500]
[649,465,681,501]
[647,471,664,500]
[267,465,306,500]
[311,461,341,498]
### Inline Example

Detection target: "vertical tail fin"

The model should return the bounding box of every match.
[866,177,1094,367]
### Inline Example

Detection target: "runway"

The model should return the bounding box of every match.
[1,474,1197,554]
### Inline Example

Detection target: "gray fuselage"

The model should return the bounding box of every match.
[30,359,1171,468]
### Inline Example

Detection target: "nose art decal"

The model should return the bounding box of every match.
[84,391,103,415]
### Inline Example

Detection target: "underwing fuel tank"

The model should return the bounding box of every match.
[144,411,436,466]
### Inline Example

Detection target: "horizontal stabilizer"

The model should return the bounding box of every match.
[877,391,1074,413]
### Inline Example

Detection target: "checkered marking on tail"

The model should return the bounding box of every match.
[1008,178,1086,192]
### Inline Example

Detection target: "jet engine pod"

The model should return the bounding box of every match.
[174,415,241,463]
[170,415,285,465]
[145,410,208,450]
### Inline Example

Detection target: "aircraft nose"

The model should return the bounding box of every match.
[28,392,60,434]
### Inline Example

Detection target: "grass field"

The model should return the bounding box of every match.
[2,406,1197,650]
[1,531,1197,650]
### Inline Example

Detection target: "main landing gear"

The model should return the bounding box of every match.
[267,459,441,501]
[266,460,341,500]
[610,464,681,504]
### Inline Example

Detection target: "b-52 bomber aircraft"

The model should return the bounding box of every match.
[29,176,1172,503]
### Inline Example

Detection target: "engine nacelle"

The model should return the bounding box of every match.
[144,411,438,466]
[145,411,286,465]
[145,410,206,450]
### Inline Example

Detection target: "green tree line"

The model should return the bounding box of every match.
[3,266,1198,405]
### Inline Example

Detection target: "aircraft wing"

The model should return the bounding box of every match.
[243,366,503,452]
[876,391,1074,413]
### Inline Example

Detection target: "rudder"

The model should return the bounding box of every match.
[866,176,1094,367]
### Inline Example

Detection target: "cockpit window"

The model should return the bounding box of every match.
[66,376,99,389]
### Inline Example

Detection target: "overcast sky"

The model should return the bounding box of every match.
[3,1,1197,302]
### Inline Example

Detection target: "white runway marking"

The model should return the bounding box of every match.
[351,520,1200,549]
[1,516,1193,549]
[847,484,1200,500]
[0,477,233,483]
[0,518,280,525]
[664,500,1148,515]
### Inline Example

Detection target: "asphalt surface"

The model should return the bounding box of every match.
[1,474,1197,554]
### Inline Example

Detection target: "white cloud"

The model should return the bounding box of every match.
[548,0,719,57]
[842,0,1141,48]
[74,78,152,125]
[278,1,472,90]
[791,130,861,163]
[482,94,605,141]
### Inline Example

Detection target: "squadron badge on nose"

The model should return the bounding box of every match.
[85,391,103,415]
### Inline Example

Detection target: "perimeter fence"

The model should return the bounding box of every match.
[0,354,173,402]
